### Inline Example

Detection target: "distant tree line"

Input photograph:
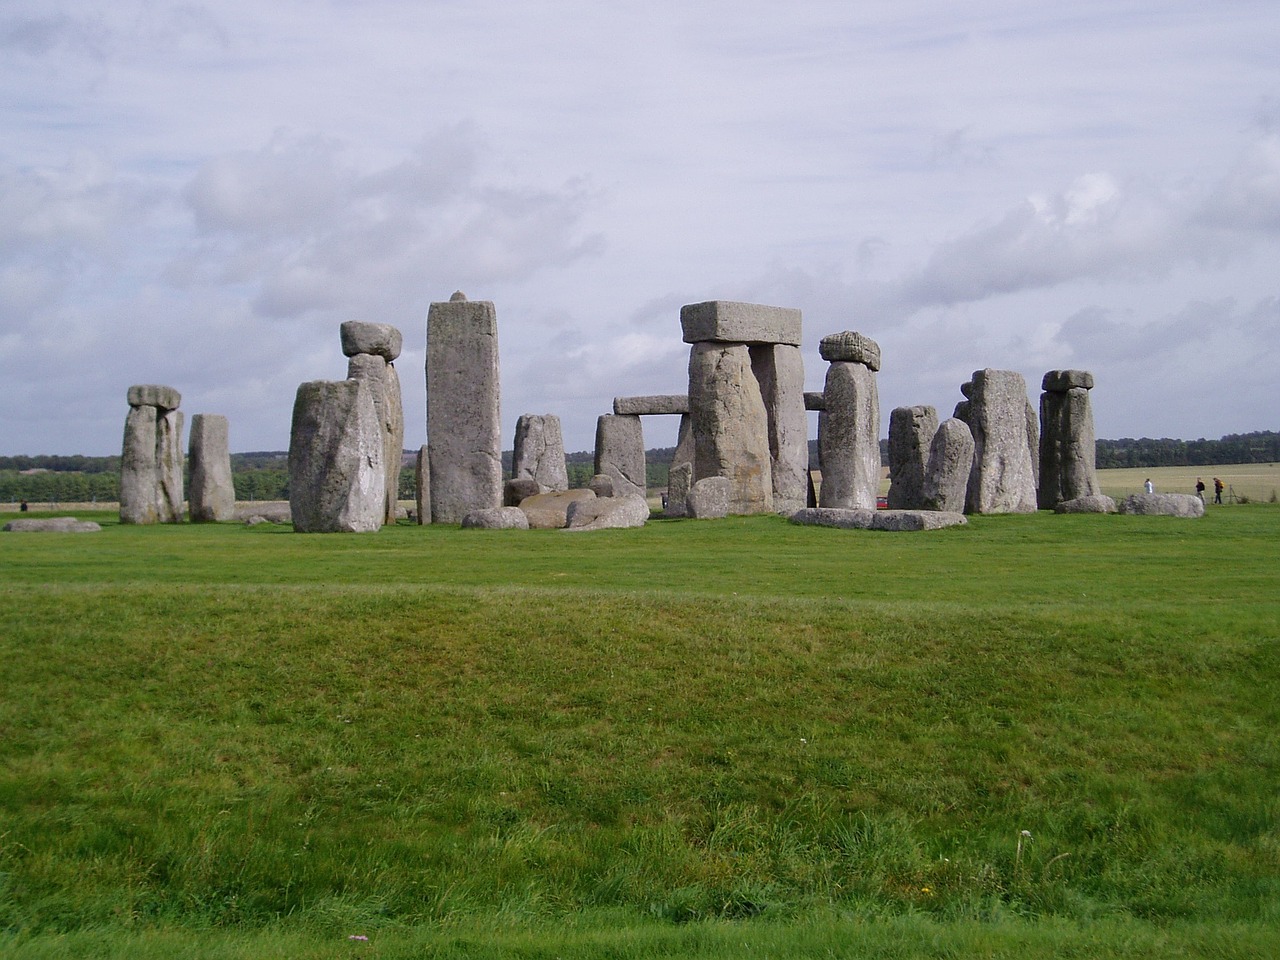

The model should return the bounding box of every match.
[1094,431,1280,469]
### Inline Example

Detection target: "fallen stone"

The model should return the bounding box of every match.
[564,493,650,531]
[235,502,291,523]
[340,321,403,361]
[686,476,732,519]
[1118,493,1205,518]
[818,331,881,371]
[680,300,802,346]
[127,384,181,411]
[3,517,101,533]
[519,489,596,529]
[1055,495,1117,514]
[504,477,541,506]
[461,506,530,529]
[789,507,967,531]
[613,394,689,416]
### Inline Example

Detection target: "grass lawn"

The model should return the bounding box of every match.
[1,506,1277,958]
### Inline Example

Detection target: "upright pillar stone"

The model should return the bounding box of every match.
[188,414,235,522]
[887,405,938,510]
[1039,369,1101,509]
[512,414,569,492]
[343,321,405,525]
[288,379,385,533]
[415,444,429,525]
[751,343,808,514]
[665,414,695,517]
[963,369,1038,514]
[594,414,646,499]
[688,343,773,514]
[426,293,501,523]
[120,384,183,524]
[817,332,881,511]
[921,418,975,513]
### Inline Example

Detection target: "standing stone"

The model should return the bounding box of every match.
[120,384,184,524]
[964,369,1038,514]
[288,379,385,533]
[751,343,808,514]
[665,414,695,517]
[415,444,429,525]
[188,414,235,522]
[347,334,405,526]
[921,418,975,513]
[1039,370,1101,509]
[594,414,646,499]
[156,409,185,522]
[688,342,773,514]
[817,332,881,510]
[512,414,569,492]
[887,405,938,510]
[426,296,502,523]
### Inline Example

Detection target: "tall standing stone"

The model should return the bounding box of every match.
[751,343,808,515]
[512,414,569,492]
[887,405,938,510]
[426,294,501,523]
[921,418,975,513]
[594,414,646,499]
[415,444,429,525]
[687,342,773,514]
[288,379,385,533]
[1039,369,1101,509]
[817,332,881,511]
[188,414,235,522]
[343,321,405,525]
[963,369,1038,514]
[120,385,184,524]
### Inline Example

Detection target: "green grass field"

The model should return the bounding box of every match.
[1,506,1277,958]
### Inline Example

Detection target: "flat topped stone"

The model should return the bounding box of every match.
[1118,493,1204,518]
[790,507,967,531]
[613,395,689,416]
[1042,369,1095,392]
[461,506,530,530]
[818,331,881,370]
[680,301,801,346]
[3,517,101,533]
[127,384,181,411]
[340,321,403,360]
[1055,495,1116,514]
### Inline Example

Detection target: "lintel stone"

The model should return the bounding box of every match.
[613,394,689,416]
[127,384,181,411]
[680,301,801,346]
[1042,369,1094,392]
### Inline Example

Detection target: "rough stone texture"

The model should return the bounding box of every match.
[504,477,541,507]
[804,391,826,411]
[688,342,774,514]
[751,343,808,515]
[519,489,596,529]
[415,445,429,525]
[587,474,614,498]
[686,476,732,519]
[613,395,689,416]
[1026,397,1040,491]
[1055,494,1117,514]
[156,409,185,523]
[188,414,235,522]
[594,414,646,499]
[664,414,694,517]
[426,297,502,523]
[120,405,159,524]
[818,361,880,510]
[288,379,385,533]
[127,384,181,411]
[887,405,938,510]
[4,517,101,533]
[340,321,403,361]
[1042,369,1095,392]
[564,493,650,531]
[348,350,405,525]
[680,300,802,346]
[964,369,1038,514]
[1039,379,1101,509]
[461,506,530,530]
[818,331,881,371]
[512,414,569,492]
[1118,493,1205,518]
[921,418,975,513]
[235,502,291,523]
[790,507,967,531]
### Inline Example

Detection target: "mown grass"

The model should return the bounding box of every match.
[1,508,1277,957]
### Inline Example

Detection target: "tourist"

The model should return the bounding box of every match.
[1144,478,1154,494]
[1195,478,1206,502]
[1214,477,1224,504]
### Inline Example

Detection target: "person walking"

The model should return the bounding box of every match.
[1213,477,1224,504]
[1195,478,1206,502]
[1144,478,1154,494]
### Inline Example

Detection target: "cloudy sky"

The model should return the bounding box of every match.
[2,1,1277,456]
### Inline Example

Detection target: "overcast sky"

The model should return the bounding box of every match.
[2,1,1277,456]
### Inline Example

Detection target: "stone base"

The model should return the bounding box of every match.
[790,507,967,531]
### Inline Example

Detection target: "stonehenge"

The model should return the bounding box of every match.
[1039,370,1101,509]
[343,321,405,525]
[512,414,569,492]
[887,405,938,510]
[120,384,184,524]
[817,332,881,511]
[288,378,385,533]
[921,418,975,514]
[188,413,235,522]
[594,414,646,499]
[957,369,1038,514]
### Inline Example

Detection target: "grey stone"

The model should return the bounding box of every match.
[921,418,975,513]
[3,517,101,533]
[804,391,826,411]
[120,404,159,524]
[244,515,271,526]
[818,331,881,371]
[752,343,808,515]
[790,507,967,531]
[1055,495,1117,514]
[964,369,1038,514]
[348,349,405,525]
[613,394,689,416]
[1118,493,1205,518]
[1042,369,1095,392]
[688,343,774,514]
[340,321,403,361]
[512,414,569,492]
[818,361,880,510]
[887,405,938,510]
[594,414,646,499]
[587,474,615,498]
[564,493,650,531]
[127,384,181,411]
[1026,397,1040,491]
[461,506,530,530]
[664,414,694,517]
[188,414,235,522]
[680,300,802,346]
[415,445,429,525]
[426,297,502,523]
[288,379,385,533]
[519,489,596,529]
[235,502,291,523]
[504,477,541,507]
[686,476,732,519]
[1039,384,1101,509]
[156,409,185,523]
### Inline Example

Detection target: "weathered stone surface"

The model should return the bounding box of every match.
[504,477,541,507]
[461,506,530,529]
[127,384,181,411]
[613,395,689,416]
[790,507,967,531]
[688,342,774,514]
[426,298,502,523]
[1118,493,1205,517]
[235,502,291,523]
[120,405,159,524]
[288,379,385,533]
[1026,397,1040,491]
[340,321,403,361]
[964,369,1038,514]
[887,405,938,510]
[818,331,881,371]
[587,474,614,498]
[3,517,101,533]
[686,476,732,519]
[415,445,429,525]
[680,300,802,346]
[156,409,185,523]
[594,414,646,499]
[519,489,596,529]
[564,493,649,531]
[922,418,975,513]
[188,414,235,522]
[664,414,694,517]
[512,414,569,492]
[751,342,808,515]
[1042,369,1095,392]
[1055,495,1117,514]
[804,391,826,411]
[348,350,405,525]
[818,361,880,510]
[1039,384,1100,509]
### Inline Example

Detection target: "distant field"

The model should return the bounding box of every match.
[1096,463,1280,503]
